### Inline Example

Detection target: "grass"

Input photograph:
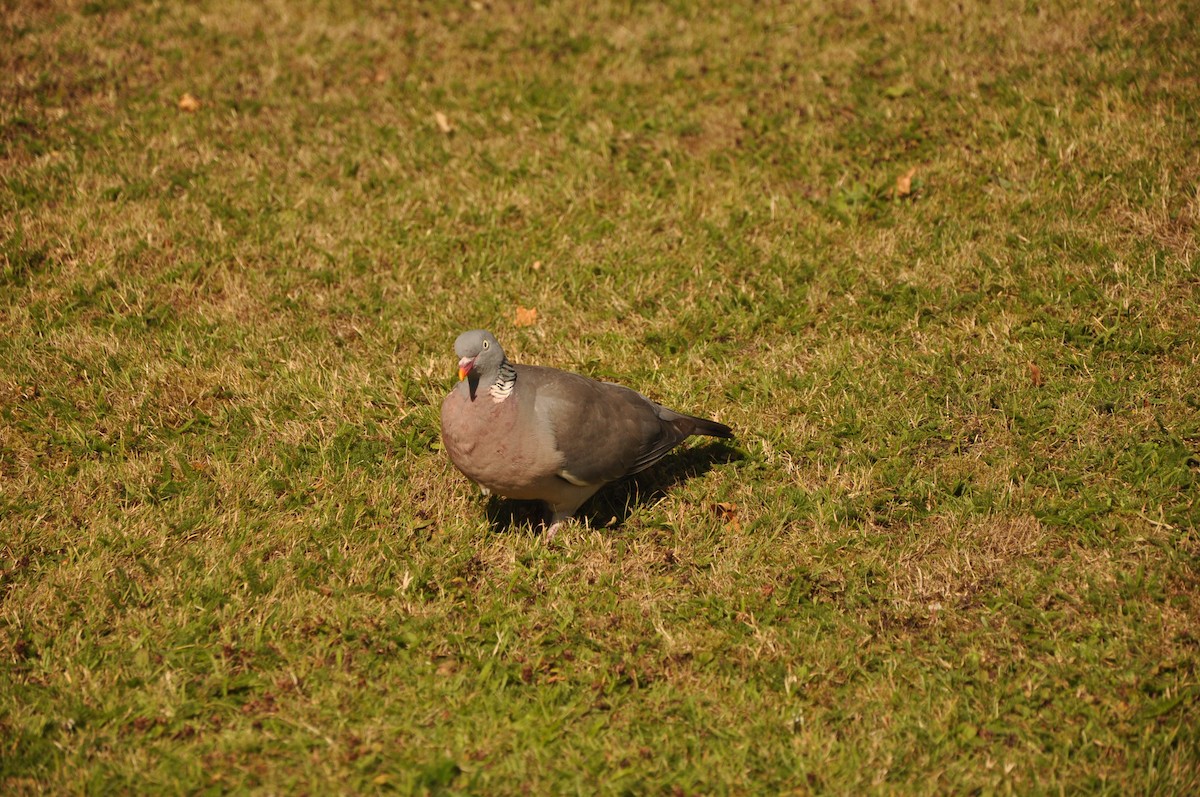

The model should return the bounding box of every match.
[2,0,1198,792]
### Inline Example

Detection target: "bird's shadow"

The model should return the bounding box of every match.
[483,441,743,535]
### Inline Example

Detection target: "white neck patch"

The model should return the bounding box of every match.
[489,361,516,403]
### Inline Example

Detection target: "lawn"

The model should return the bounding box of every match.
[2,0,1198,793]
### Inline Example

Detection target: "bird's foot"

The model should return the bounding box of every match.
[543,508,576,542]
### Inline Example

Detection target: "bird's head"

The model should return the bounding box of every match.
[454,329,505,381]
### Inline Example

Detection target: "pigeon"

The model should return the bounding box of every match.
[440,330,734,539]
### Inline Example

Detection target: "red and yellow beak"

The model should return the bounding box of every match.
[457,356,476,381]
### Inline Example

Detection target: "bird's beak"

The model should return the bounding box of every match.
[457,356,476,381]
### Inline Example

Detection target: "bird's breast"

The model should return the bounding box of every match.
[440,386,561,497]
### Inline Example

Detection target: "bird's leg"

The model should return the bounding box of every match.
[543,506,573,542]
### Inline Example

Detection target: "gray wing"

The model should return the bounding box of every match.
[518,365,692,486]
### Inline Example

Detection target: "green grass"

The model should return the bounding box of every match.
[2,0,1198,792]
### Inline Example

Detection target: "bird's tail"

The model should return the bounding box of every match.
[688,416,734,439]
[664,409,733,440]
[626,406,734,475]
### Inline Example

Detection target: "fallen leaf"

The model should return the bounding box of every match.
[711,502,741,531]
[434,111,453,134]
[358,69,388,86]
[896,166,918,198]
[177,93,201,113]
[1029,362,1043,387]
[513,306,538,327]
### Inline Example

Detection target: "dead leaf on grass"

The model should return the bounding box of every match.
[359,69,388,86]
[177,93,201,113]
[896,166,918,198]
[434,111,454,134]
[711,502,741,531]
[513,306,538,327]
[1029,362,1043,387]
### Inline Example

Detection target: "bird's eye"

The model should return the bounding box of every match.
[482,340,490,350]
